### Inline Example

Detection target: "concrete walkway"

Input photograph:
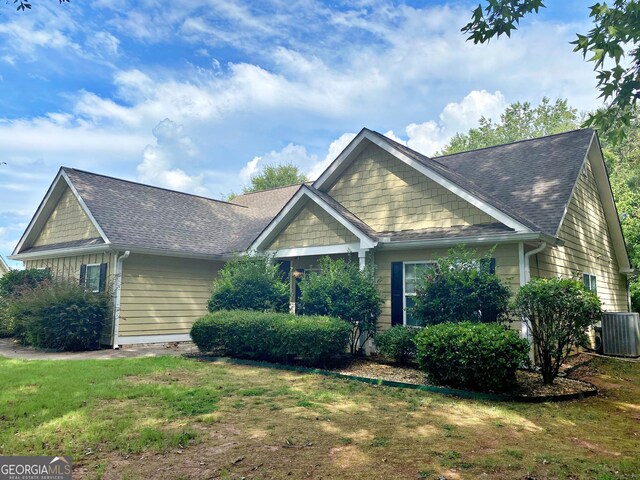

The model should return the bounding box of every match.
[0,337,197,360]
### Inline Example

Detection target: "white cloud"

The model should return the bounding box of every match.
[137,118,205,193]
[307,133,357,181]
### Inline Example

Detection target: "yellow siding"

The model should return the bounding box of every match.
[24,252,115,287]
[328,143,496,232]
[269,201,358,250]
[33,187,100,247]
[532,159,628,311]
[374,244,521,331]
[118,254,223,337]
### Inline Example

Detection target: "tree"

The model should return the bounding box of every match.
[601,108,640,310]
[462,1,640,143]
[244,163,307,194]
[439,97,581,155]
[298,257,383,354]
[410,246,511,326]
[513,277,602,384]
[12,0,68,11]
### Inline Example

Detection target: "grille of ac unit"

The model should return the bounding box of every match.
[601,312,640,358]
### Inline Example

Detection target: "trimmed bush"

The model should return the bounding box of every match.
[374,326,418,364]
[190,310,351,367]
[7,281,111,350]
[513,277,602,384]
[411,246,511,326]
[298,257,383,354]
[415,322,530,392]
[208,254,289,313]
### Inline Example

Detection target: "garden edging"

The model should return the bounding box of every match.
[190,355,599,403]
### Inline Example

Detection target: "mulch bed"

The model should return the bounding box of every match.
[329,354,597,399]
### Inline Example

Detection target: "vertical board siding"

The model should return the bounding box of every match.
[118,254,223,337]
[25,252,115,287]
[269,201,358,250]
[328,143,496,232]
[532,159,628,312]
[33,187,100,247]
[375,244,521,331]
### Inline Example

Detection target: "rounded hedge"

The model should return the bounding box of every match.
[415,322,529,392]
[374,326,418,364]
[190,310,351,367]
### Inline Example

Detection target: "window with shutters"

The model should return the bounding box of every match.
[80,263,107,293]
[403,261,437,326]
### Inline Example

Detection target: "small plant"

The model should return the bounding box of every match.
[411,246,511,326]
[208,253,289,313]
[298,257,382,354]
[415,322,529,392]
[374,326,418,364]
[513,277,602,384]
[190,310,351,367]
[7,280,111,350]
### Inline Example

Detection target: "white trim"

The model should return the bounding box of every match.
[111,250,130,349]
[402,261,437,326]
[0,255,9,274]
[313,130,532,233]
[267,242,360,258]
[83,263,102,293]
[117,333,192,345]
[250,186,377,252]
[60,170,111,244]
[358,249,368,271]
[582,271,598,294]
[588,134,633,272]
[555,133,594,237]
[9,244,112,260]
[376,232,559,251]
[518,242,526,287]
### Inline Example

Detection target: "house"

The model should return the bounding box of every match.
[9,128,633,347]
[0,256,9,278]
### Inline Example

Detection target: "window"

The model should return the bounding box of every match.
[403,262,437,326]
[81,263,106,293]
[583,273,597,295]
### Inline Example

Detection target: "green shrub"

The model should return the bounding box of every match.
[415,322,530,392]
[0,268,51,297]
[208,254,289,313]
[513,277,602,384]
[374,326,418,364]
[411,246,511,326]
[190,310,351,367]
[298,257,382,354]
[7,281,111,351]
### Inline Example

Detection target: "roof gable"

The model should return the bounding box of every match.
[314,129,534,233]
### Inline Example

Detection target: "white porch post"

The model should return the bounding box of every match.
[358,249,368,271]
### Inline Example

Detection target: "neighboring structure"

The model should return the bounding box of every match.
[10,128,634,346]
[0,256,9,278]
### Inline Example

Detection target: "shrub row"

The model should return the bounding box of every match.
[6,281,110,351]
[190,310,351,367]
[374,326,418,364]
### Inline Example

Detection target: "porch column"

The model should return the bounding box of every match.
[358,249,368,271]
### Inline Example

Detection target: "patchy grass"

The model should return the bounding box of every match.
[0,355,638,479]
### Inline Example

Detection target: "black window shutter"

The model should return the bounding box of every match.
[391,262,404,326]
[99,263,108,292]
[480,258,496,274]
[278,260,291,283]
[79,264,87,286]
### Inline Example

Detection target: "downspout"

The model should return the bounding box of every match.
[112,250,130,349]
[520,242,547,358]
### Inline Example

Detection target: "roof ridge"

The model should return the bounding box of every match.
[62,167,248,209]
[234,183,304,197]
[433,128,593,159]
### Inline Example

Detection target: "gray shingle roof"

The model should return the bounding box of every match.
[21,237,104,254]
[367,128,594,236]
[62,169,298,256]
[382,223,514,242]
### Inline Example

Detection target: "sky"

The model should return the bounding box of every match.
[0,0,601,267]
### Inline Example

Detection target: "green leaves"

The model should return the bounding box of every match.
[464,0,640,143]
[374,326,418,364]
[242,163,307,194]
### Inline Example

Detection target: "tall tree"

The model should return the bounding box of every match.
[439,97,581,155]
[462,0,640,143]
[243,163,307,194]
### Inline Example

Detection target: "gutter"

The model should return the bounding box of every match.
[376,232,559,250]
[112,250,130,349]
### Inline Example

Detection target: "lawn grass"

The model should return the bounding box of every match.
[0,355,638,479]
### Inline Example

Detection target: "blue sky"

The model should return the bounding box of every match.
[0,0,599,267]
